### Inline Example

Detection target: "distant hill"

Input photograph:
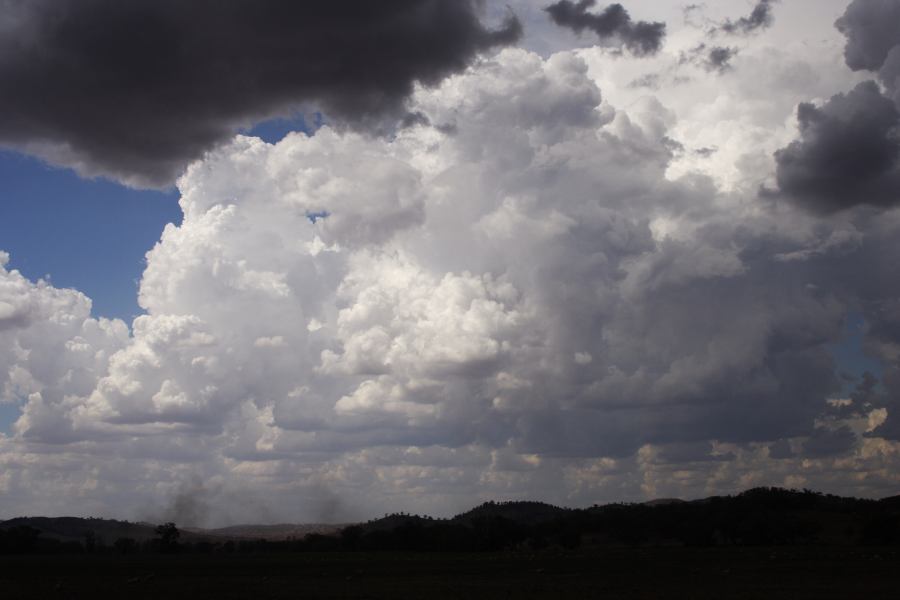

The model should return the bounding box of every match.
[354,501,568,535]
[452,501,569,525]
[643,498,686,507]
[0,516,157,543]
[186,523,343,541]
[357,513,432,533]
[879,494,900,509]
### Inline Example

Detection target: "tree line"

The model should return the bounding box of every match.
[2,488,898,555]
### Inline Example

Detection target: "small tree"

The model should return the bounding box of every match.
[155,522,180,553]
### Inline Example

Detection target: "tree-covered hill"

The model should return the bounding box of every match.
[2,487,899,555]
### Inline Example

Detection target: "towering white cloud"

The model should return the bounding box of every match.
[0,252,129,444]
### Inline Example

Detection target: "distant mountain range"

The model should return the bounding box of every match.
[0,516,343,544]
[3,488,899,549]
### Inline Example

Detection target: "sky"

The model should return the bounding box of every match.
[1,0,899,526]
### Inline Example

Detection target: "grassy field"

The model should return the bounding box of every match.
[1,547,898,599]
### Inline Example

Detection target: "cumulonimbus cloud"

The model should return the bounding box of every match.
[0,0,521,188]
[4,37,900,521]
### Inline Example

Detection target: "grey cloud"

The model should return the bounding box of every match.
[812,212,900,443]
[858,299,900,442]
[841,371,880,417]
[773,81,900,212]
[802,425,856,458]
[881,49,900,105]
[681,43,739,73]
[705,46,738,72]
[544,0,665,56]
[628,73,661,89]
[836,0,900,72]
[0,0,521,187]
[837,0,900,105]
[772,0,900,212]
[716,0,778,36]
[682,4,705,25]
[768,438,795,459]
[653,442,734,464]
[835,0,900,432]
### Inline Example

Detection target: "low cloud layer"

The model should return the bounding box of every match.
[0,0,520,187]
[544,1,665,55]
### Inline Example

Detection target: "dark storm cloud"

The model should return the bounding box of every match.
[772,82,900,212]
[835,0,900,72]
[0,0,521,187]
[544,0,665,56]
[716,0,778,36]
[836,0,900,105]
[771,0,900,212]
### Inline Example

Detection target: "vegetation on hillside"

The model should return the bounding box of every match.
[2,487,898,555]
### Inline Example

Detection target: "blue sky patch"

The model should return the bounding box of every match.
[0,150,181,321]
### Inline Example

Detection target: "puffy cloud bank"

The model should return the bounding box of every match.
[3,3,900,523]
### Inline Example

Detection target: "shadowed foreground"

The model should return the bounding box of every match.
[0,547,898,599]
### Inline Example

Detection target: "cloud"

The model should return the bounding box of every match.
[802,425,857,458]
[837,0,900,106]
[681,44,739,73]
[0,0,521,187]
[836,0,900,73]
[773,81,900,212]
[716,0,778,36]
[0,252,129,444]
[704,46,739,72]
[544,1,665,56]
[4,37,900,520]
[773,1,900,212]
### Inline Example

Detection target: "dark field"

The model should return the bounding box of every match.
[1,547,898,599]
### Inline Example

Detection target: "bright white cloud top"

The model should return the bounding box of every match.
[2,0,900,525]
